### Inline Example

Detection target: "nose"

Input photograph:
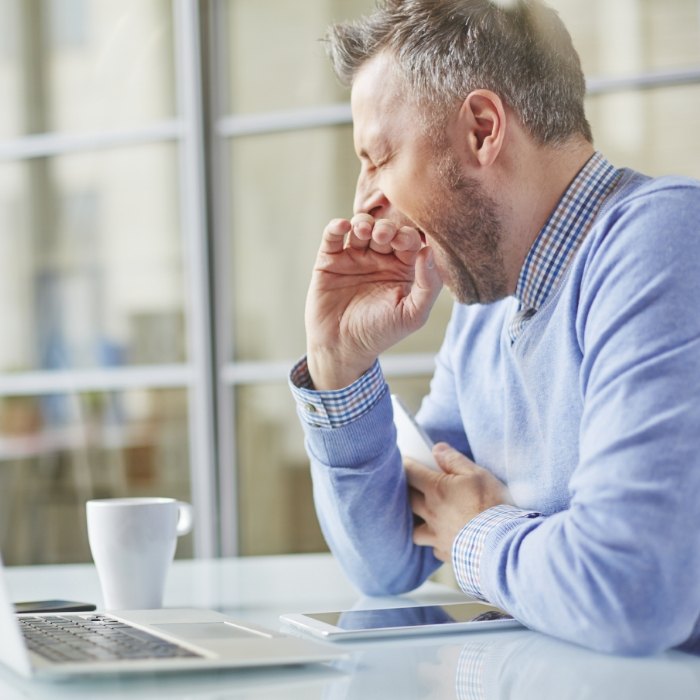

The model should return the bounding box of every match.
[353,172,392,219]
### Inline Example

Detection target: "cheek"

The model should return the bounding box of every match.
[383,168,434,221]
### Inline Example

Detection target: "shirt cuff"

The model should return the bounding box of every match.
[288,356,386,429]
[452,504,541,600]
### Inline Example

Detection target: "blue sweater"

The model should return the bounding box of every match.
[299,169,700,655]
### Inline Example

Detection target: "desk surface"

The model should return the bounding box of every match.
[2,554,699,699]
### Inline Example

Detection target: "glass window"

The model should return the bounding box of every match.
[0,144,185,374]
[234,383,324,556]
[0,0,175,139]
[0,387,192,565]
[229,125,358,362]
[223,0,376,114]
[0,0,22,139]
[553,0,700,76]
[385,376,434,415]
[587,85,700,178]
[234,376,436,556]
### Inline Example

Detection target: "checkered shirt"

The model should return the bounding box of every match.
[289,357,385,428]
[509,151,621,343]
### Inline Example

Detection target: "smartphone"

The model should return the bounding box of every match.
[13,599,97,614]
[280,601,521,641]
[391,394,439,471]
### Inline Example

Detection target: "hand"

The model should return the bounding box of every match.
[405,443,512,562]
[305,214,443,389]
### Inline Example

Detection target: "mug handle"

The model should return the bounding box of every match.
[176,501,194,536]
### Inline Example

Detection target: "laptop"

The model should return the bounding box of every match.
[0,554,344,680]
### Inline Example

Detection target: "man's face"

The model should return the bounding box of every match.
[351,54,509,305]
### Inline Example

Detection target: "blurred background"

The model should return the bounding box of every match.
[0,0,698,566]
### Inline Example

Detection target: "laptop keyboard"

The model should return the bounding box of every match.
[18,614,201,663]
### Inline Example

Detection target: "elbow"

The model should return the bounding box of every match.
[356,580,409,597]
[588,629,674,657]
[345,550,439,597]
[562,596,689,657]
[353,566,427,597]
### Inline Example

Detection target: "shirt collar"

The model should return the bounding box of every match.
[515,151,621,312]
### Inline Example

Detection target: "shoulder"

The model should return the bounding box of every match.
[579,170,700,291]
[572,170,700,349]
[593,170,700,245]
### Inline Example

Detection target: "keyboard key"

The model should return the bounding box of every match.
[20,613,201,663]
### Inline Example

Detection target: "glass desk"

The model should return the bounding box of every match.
[2,553,699,699]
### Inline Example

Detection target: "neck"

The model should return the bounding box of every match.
[498,138,595,293]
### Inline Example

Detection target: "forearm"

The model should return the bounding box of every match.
[307,391,441,594]
[457,492,700,655]
[291,365,441,594]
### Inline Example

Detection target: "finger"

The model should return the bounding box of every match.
[369,221,410,254]
[350,213,374,240]
[432,547,449,562]
[391,226,423,253]
[404,457,438,491]
[403,246,443,321]
[347,229,371,249]
[370,219,399,245]
[347,214,375,250]
[412,520,434,548]
[432,442,478,475]
[319,219,352,254]
[368,238,394,254]
[409,486,427,520]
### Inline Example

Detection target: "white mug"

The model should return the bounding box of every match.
[86,497,193,610]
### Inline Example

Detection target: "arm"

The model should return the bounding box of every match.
[291,214,444,594]
[408,188,700,654]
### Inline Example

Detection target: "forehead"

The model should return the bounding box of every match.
[350,53,413,151]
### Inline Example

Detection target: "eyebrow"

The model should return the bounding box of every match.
[358,139,391,163]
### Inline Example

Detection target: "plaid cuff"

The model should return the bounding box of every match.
[452,504,541,600]
[289,356,385,429]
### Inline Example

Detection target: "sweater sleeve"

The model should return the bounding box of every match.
[291,363,443,594]
[465,185,700,655]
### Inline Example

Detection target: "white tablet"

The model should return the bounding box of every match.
[391,394,439,471]
[280,601,521,641]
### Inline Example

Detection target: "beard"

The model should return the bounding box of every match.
[422,153,508,305]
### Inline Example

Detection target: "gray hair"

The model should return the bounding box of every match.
[324,0,592,145]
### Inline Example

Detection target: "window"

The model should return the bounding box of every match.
[0,1,201,564]
[1,0,699,564]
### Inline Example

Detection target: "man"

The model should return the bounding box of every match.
[289,0,700,655]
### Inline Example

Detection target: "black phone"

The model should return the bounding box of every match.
[13,599,97,614]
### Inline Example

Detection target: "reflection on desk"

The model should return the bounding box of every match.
[325,630,700,700]
[2,555,699,700]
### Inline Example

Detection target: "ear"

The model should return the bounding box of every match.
[459,90,506,167]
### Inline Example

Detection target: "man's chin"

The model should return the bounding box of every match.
[446,277,509,306]
[438,264,478,305]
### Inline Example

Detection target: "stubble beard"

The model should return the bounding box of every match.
[427,154,509,305]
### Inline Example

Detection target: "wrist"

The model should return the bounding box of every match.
[306,347,376,391]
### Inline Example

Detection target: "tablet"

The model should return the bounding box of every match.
[391,394,439,471]
[280,601,521,641]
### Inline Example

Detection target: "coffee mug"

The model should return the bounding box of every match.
[86,497,193,610]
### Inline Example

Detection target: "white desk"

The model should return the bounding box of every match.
[2,554,699,699]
